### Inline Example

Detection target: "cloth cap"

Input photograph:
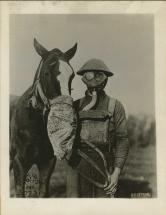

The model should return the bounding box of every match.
[77,59,113,77]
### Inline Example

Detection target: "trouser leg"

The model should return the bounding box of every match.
[66,166,79,197]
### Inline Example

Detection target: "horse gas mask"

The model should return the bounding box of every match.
[82,71,107,91]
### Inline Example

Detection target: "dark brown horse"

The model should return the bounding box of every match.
[10,39,77,197]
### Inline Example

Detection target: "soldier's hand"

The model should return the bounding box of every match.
[104,167,121,196]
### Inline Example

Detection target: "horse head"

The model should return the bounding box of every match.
[32,38,77,110]
[30,38,78,161]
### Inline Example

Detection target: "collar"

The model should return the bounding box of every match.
[85,89,106,97]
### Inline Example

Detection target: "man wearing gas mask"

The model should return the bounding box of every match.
[67,59,129,198]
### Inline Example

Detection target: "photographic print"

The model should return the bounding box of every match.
[9,14,156,198]
[1,1,166,215]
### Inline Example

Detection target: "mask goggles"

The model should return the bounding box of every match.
[82,71,107,89]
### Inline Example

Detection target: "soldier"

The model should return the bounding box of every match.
[67,59,129,198]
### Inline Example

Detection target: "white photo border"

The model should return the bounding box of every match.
[1,1,166,215]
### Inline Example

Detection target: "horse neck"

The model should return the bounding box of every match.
[17,86,46,125]
[19,86,34,104]
[15,87,33,113]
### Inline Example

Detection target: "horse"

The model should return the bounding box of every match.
[10,38,77,197]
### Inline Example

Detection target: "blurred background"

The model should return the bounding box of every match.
[10,14,156,198]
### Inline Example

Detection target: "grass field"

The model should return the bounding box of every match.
[10,144,157,198]
[116,144,156,198]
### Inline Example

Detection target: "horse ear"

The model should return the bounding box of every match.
[64,43,77,61]
[34,38,48,58]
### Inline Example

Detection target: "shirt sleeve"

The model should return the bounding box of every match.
[113,100,129,169]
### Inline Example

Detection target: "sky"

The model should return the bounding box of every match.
[10,14,154,116]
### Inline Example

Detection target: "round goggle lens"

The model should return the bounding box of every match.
[84,72,95,80]
[95,72,105,81]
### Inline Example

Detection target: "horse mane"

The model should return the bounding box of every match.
[50,49,63,57]
[32,59,43,87]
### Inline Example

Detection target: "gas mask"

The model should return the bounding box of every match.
[82,71,107,92]
[81,71,108,111]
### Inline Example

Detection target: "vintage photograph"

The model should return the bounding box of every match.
[9,14,156,198]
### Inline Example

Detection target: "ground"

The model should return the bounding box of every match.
[10,144,157,198]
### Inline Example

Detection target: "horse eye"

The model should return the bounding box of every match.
[45,72,49,76]
[50,61,56,67]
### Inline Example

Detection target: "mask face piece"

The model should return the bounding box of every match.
[82,71,107,88]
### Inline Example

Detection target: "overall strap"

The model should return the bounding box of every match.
[107,96,116,116]
[107,96,116,153]
[79,97,85,110]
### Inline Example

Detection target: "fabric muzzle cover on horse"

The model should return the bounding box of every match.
[47,95,77,160]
